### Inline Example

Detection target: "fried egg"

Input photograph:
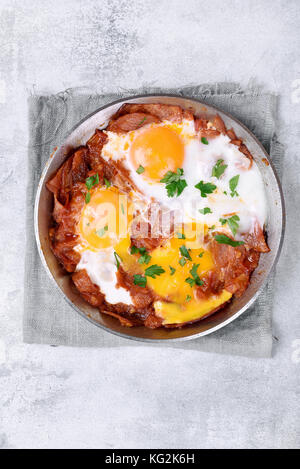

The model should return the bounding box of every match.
[101,119,267,236]
[75,186,133,305]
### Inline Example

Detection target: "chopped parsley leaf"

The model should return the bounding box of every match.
[199,207,212,215]
[179,258,186,267]
[185,277,196,287]
[145,264,165,279]
[169,266,176,276]
[134,274,147,287]
[229,175,240,197]
[160,168,188,197]
[190,263,199,279]
[219,214,240,236]
[201,137,209,145]
[211,159,228,179]
[138,252,151,265]
[114,252,122,269]
[85,192,91,204]
[195,180,217,198]
[138,116,147,126]
[130,245,151,264]
[227,215,240,236]
[214,234,244,247]
[176,232,186,239]
[85,173,99,190]
[179,245,192,261]
[104,178,111,188]
[185,264,204,288]
[136,165,145,174]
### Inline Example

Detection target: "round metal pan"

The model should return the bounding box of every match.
[34,94,285,342]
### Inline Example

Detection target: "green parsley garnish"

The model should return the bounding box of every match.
[136,165,145,174]
[201,137,209,145]
[160,168,188,197]
[134,274,147,287]
[229,175,240,197]
[130,245,139,254]
[198,251,204,258]
[179,245,192,261]
[194,180,217,198]
[133,265,165,288]
[169,266,176,275]
[190,264,199,278]
[176,232,186,239]
[219,214,240,236]
[144,264,165,279]
[138,116,147,126]
[209,225,216,230]
[214,234,244,247]
[227,215,240,236]
[121,203,125,215]
[185,277,195,287]
[212,159,228,179]
[199,207,212,215]
[138,252,151,265]
[130,245,151,264]
[186,295,192,302]
[104,178,111,188]
[85,173,99,190]
[114,252,122,269]
[85,174,100,203]
[96,225,108,237]
[185,264,204,288]
[179,258,186,267]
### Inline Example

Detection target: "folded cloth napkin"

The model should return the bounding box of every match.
[24,83,283,357]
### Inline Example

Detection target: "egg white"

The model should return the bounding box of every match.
[76,248,132,305]
[101,119,268,237]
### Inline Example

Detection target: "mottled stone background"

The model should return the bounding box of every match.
[0,0,299,449]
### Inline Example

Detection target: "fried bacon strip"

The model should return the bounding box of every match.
[47,147,88,205]
[244,221,270,253]
[86,129,107,173]
[72,269,105,307]
[112,103,185,122]
[107,112,160,133]
[196,236,262,298]
[195,114,253,167]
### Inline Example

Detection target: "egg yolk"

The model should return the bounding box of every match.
[79,187,132,250]
[144,231,214,303]
[130,126,185,181]
[154,290,232,325]
[137,225,232,324]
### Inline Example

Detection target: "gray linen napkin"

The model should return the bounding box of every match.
[24,83,283,357]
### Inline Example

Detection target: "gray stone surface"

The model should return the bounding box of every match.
[0,0,299,449]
